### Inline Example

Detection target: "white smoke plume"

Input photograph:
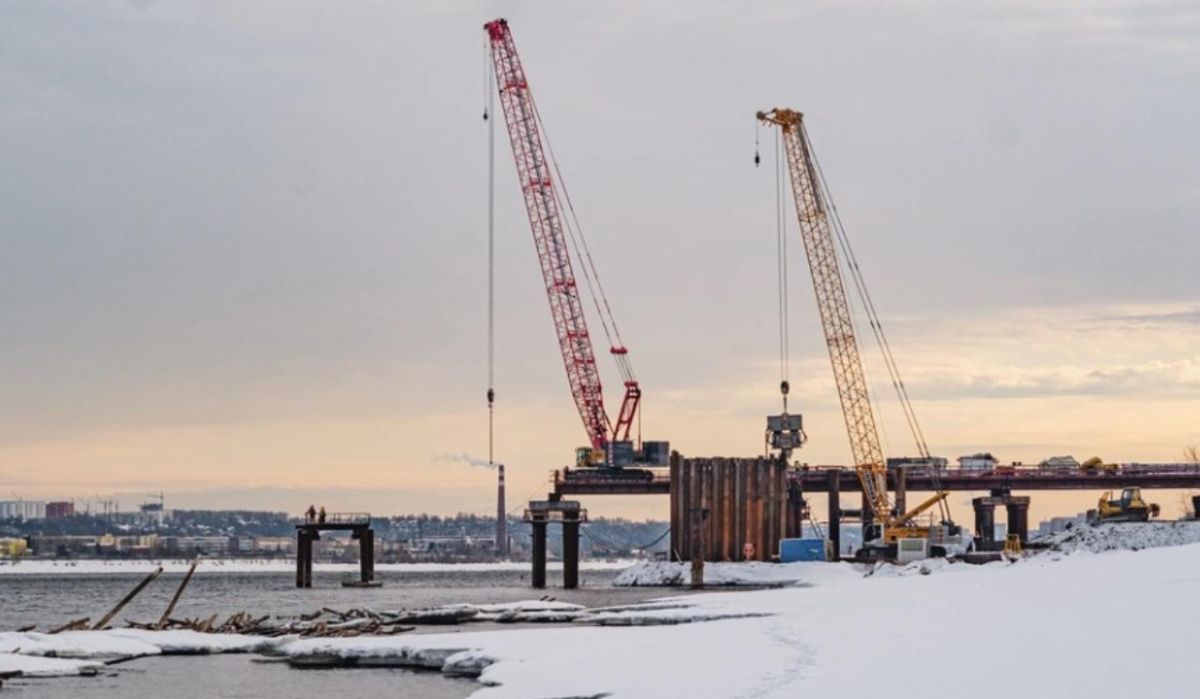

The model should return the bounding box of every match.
[434,452,495,469]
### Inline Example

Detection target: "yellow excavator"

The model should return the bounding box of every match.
[1088,487,1161,524]
[1081,456,1119,473]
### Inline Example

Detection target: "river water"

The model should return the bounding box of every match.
[0,566,684,697]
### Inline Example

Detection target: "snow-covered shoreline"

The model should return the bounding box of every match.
[0,558,635,576]
[7,526,1200,695]
[6,542,1199,696]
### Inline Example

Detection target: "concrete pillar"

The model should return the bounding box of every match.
[669,453,681,561]
[359,528,375,584]
[786,479,803,539]
[827,470,841,561]
[531,520,547,589]
[295,529,308,588]
[562,517,580,590]
[973,498,996,550]
[1006,502,1029,545]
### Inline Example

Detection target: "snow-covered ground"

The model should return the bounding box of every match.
[5,528,1199,696]
[279,544,1200,697]
[0,558,634,576]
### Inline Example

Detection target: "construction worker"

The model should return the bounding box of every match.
[318,506,326,524]
[305,505,316,523]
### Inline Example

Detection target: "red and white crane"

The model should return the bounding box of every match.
[484,18,641,462]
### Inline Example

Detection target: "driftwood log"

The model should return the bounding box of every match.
[156,556,201,629]
[93,567,163,630]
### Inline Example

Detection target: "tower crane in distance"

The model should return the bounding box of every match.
[757,107,957,557]
[484,19,668,470]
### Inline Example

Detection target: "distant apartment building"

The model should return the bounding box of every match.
[249,537,295,555]
[0,500,47,520]
[163,536,235,556]
[46,501,75,519]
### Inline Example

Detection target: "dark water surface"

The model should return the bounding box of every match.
[0,566,683,697]
[0,567,678,631]
[3,654,476,698]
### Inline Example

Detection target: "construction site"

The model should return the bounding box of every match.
[478,18,1200,587]
[5,7,1199,697]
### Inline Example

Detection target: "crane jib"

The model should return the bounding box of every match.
[486,18,639,454]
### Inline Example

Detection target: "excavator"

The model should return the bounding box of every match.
[758,107,963,560]
[1081,456,1119,474]
[1088,487,1160,524]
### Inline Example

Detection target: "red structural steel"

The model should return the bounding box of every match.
[796,465,1200,492]
[486,18,638,452]
[552,462,1200,496]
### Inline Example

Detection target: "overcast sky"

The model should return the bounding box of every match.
[1,1,1197,522]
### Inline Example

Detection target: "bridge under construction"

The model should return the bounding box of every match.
[477,18,1200,587]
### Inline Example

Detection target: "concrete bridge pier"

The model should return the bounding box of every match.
[525,499,586,590]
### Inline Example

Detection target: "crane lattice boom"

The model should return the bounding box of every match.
[486,18,639,453]
[757,108,893,526]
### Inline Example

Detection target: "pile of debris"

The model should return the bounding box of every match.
[125,609,416,638]
[1036,520,1200,554]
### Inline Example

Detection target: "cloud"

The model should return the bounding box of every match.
[1094,309,1200,327]
[912,357,1200,400]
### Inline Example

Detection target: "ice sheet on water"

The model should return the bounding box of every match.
[0,653,105,678]
[613,560,859,587]
[0,630,162,660]
[0,629,285,661]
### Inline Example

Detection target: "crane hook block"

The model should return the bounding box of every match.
[487,388,495,405]
[754,151,760,166]
[780,380,790,396]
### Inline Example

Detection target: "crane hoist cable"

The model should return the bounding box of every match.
[756,123,793,412]
[484,33,496,470]
[775,129,793,411]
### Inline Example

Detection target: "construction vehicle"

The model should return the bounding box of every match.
[484,19,665,469]
[1002,533,1022,560]
[757,108,960,558]
[1081,456,1119,474]
[1088,487,1161,524]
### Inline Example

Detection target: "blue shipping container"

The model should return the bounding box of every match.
[779,538,828,562]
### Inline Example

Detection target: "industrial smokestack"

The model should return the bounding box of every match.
[496,463,508,557]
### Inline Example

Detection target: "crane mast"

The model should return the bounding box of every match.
[485,18,640,455]
[757,108,894,527]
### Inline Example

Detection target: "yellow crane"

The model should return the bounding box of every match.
[757,108,951,554]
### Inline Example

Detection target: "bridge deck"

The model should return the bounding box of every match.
[552,464,1200,496]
